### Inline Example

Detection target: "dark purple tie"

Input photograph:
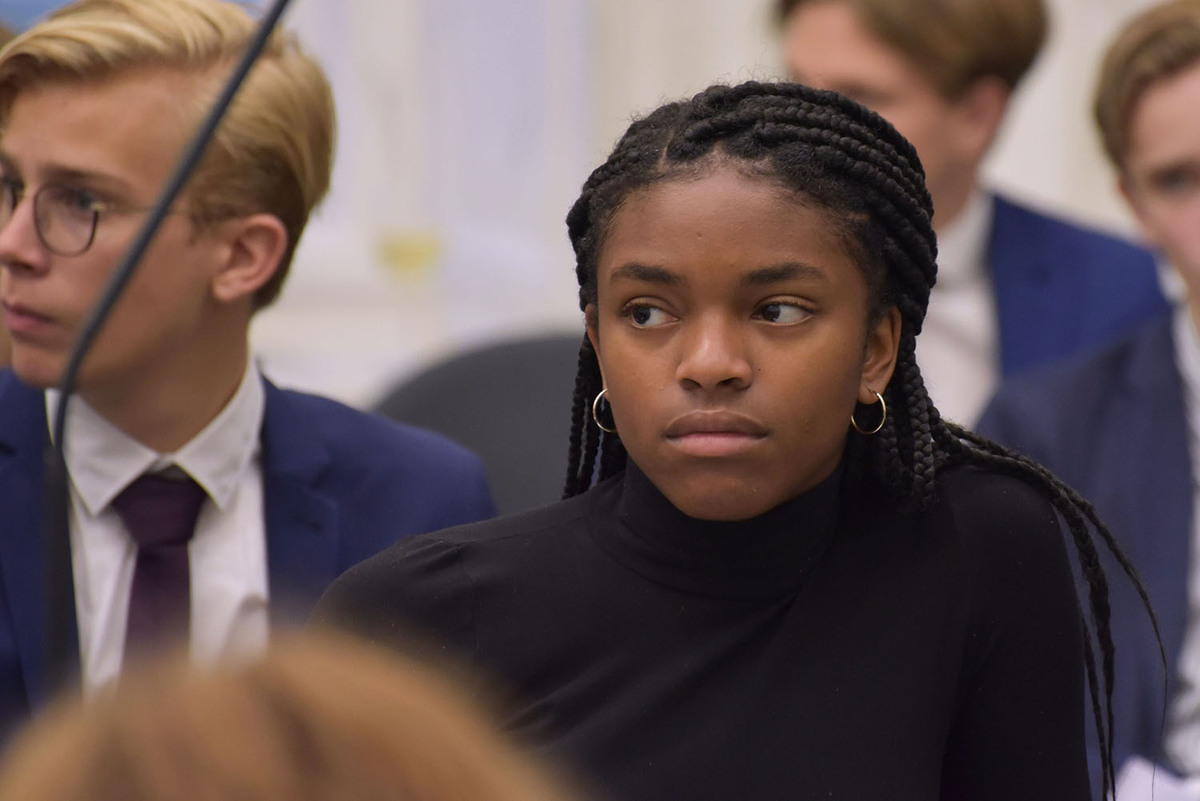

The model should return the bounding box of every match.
[110,473,207,662]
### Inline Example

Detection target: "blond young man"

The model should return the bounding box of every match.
[0,0,494,739]
[777,0,1167,426]
[981,0,1200,784]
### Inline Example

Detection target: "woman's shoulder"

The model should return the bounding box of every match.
[408,490,595,551]
[845,461,1068,587]
[338,490,592,582]
[935,462,1057,523]
[926,461,1069,586]
[313,492,594,636]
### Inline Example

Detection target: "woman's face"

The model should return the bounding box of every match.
[587,166,900,521]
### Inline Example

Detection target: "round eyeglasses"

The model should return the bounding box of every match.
[0,177,127,257]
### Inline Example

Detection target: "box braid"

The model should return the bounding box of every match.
[560,80,1161,798]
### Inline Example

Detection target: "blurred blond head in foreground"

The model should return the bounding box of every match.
[0,634,577,801]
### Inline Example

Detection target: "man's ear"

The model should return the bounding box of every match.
[1118,172,1137,211]
[952,76,1010,163]
[210,213,289,304]
[859,306,901,404]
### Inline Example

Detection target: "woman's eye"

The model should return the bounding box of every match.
[758,302,810,324]
[624,304,673,327]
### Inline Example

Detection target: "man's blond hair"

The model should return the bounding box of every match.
[776,0,1047,98]
[0,0,335,307]
[1094,0,1200,170]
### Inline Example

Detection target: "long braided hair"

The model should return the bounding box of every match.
[560,80,1159,797]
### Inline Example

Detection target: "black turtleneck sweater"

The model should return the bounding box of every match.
[316,462,1089,801]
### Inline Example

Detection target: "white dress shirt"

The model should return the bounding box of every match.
[48,361,269,694]
[915,191,999,428]
[1164,304,1200,781]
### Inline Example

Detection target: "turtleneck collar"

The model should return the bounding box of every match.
[587,460,843,601]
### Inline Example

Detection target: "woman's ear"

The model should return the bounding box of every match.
[859,306,901,404]
[210,213,289,304]
[584,303,606,386]
[585,303,600,355]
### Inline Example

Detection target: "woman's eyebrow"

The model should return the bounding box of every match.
[608,262,683,286]
[742,262,827,286]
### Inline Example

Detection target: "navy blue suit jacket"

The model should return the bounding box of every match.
[979,314,1189,776]
[0,369,496,736]
[990,195,1168,378]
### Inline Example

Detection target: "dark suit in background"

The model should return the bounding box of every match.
[0,369,496,738]
[989,195,1168,378]
[978,314,1188,773]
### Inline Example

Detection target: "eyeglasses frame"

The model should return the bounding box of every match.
[0,176,150,257]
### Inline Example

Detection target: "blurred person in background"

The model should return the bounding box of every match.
[0,634,578,801]
[0,0,493,742]
[980,0,1200,786]
[778,0,1168,426]
[0,19,11,368]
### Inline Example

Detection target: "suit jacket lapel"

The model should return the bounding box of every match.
[0,374,53,707]
[259,379,340,626]
[1084,318,1191,760]
[989,195,1080,378]
[1114,319,1193,667]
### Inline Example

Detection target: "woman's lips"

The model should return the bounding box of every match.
[664,411,768,457]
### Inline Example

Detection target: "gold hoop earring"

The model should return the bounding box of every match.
[851,390,887,436]
[592,388,617,434]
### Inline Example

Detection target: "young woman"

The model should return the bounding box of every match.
[318,81,1149,801]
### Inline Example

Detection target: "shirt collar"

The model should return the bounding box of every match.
[47,360,265,515]
[933,190,993,289]
[1175,303,1200,415]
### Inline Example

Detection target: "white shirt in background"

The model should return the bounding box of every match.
[915,191,999,428]
[48,361,269,695]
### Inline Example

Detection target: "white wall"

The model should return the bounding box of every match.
[986,0,1157,233]
[256,0,592,405]
[253,0,1158,407]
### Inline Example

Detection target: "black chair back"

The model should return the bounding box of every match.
[374,332,584,516]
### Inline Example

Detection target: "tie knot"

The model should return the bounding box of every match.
[111,473,207,549]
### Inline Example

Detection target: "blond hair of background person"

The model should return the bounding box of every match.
[0,634,578,801]
[980,0,1200,785]
[776,0,1167,426]
[0,0,493,742]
